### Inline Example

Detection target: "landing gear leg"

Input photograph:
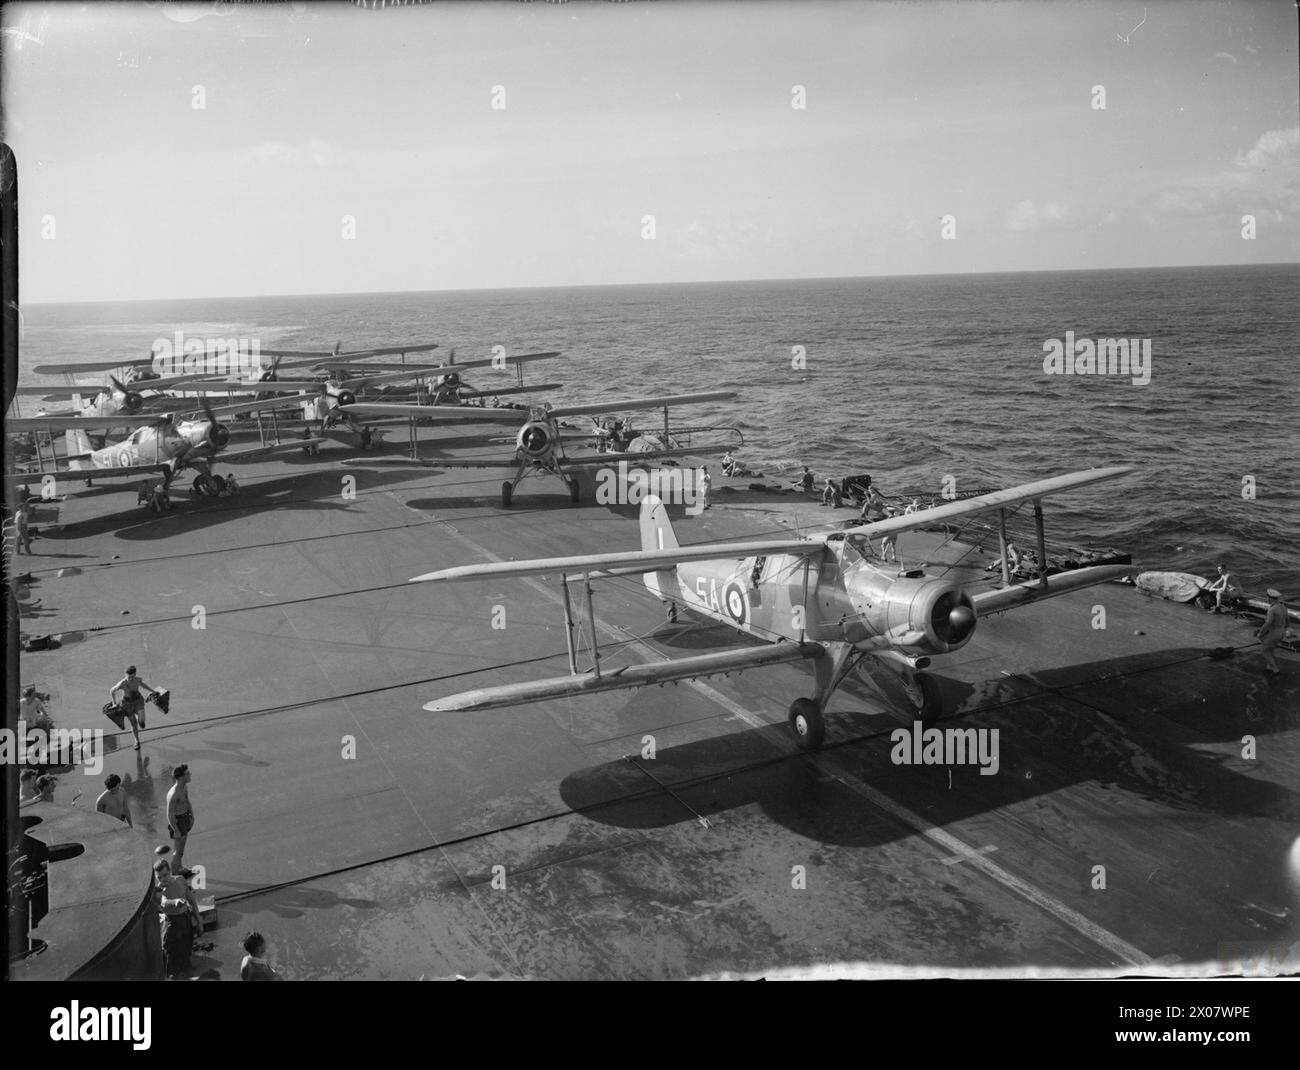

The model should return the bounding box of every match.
[788,698,825,751]
[903,671,943,725]
[786,641,859,751]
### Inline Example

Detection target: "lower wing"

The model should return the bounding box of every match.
[424,642,826,712]
[971,564,1133,616]
[557,443,733,468]
[219,438,326,463]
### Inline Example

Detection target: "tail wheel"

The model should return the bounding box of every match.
[569,481,581,504]
[788,698,825,751]
[501,482,513,508]
[905,672,943,725]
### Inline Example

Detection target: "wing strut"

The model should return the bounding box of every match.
[582,572,601,679]
[557,569,605,678]
[1033,500,1048,589]
[997,507,1011,587]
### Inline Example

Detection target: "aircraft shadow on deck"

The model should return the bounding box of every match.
[36,467,452,542]
[556,647,1299,850]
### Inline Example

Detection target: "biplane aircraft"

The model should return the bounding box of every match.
[183,352,564,433]
[408,467,1134,747]
[6,397,323,492]
[348,390,739,506]
[11,372,225,430]
[30,340,444,380]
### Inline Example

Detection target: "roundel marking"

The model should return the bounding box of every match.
[722,580,748,626]
[117,449,131,468]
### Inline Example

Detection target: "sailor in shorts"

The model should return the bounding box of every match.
[109,665,160,751]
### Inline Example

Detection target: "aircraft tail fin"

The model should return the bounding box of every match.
[640,494,679,552]
[640,494,679,603]
[64,428,93,457]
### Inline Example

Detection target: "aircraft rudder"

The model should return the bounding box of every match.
[639,494,679,552]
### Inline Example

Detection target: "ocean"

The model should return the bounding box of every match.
[13,264,1299,596]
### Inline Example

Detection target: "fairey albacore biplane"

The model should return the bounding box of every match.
[6,397,323,494]
[408,467,1134,747]
[348,390,740,506]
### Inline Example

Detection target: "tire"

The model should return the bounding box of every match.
[905,672,944,725]
[501,482,513,508]
[788,698,825,751]
[569,480,581,504]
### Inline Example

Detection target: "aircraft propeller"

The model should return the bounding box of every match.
[108,374,145,413]
[200,396,231,449]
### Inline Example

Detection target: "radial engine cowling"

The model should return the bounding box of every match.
[207,421,231,449]
[122,391,144,413]
[438,371,461,390]
[333,389,357,408]
[517,421,551,456]
[850,575,977,654]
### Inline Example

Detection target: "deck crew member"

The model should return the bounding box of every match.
[19,684,51,731]
[156,860,200,979]
[14,503,33,554]
[699,465,713,510]
[96,773,133,827]
[166,763,196,869]
[795,466,815,493]
[1257,588,1289,676]
[240,931,282,981]
[988,541,1021,574]
[821,478,842,507]
[721,451,736,476]
[110,665,160,751]
[1204,564,1235,612]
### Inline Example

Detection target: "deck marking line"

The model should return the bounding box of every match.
[436,519,1156,968]
[939,844,998,865]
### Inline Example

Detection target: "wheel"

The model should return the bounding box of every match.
[569,480,581,504]
[904,672,943,725]
[501,482,513,508]
[788,698,825,751]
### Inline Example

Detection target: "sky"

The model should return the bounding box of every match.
[2,0,1297,303]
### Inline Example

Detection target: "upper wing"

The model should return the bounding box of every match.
[548,390,736,418]
[33,359,153,375]
[7,414,168,431]
[424,642,826,712]
[13,373,222,397]
[339,402,522,421]
[411,535,819,583]
[459,382,563,399]
[847,466,1134,540]
[311,351,562,375]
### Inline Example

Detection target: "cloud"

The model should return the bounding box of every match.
[1006,199,1069,233]
[246,139,332,169]
[1152,127,1300,218]
[1233,126,1299,170]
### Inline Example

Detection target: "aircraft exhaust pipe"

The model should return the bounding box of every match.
[873,649,931,674]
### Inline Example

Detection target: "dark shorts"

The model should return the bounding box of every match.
[168,811,194,838]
